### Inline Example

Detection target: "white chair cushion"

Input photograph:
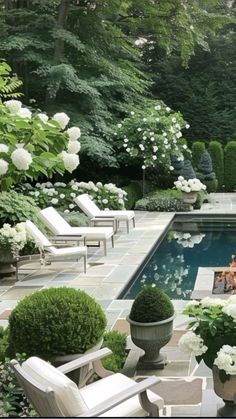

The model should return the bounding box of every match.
[22,357,88,416]
[71,227,113,239]
[39,207,72,235]
[80,373,164,417]
[74,194,101,218]
[52,246,87,256]
[99,210,135,221]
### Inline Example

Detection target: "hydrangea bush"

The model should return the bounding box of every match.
[115,100,190,171]
[19,180,127,213]
[0,100,81,191]
[179,296,236,383]
[174,176,206,193]
[0,222,27,257]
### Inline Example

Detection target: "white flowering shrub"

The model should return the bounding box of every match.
[114,100,190,171]
[179,296,236,383]
[0,222,27,257]
[20,180,127,213]
[0,100,81,191]
[173,231,206,248]
[174,176,206,193]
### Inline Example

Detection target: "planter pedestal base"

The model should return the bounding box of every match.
[218,400,236,417]
[0,264,16,276]
[137,353,167,370]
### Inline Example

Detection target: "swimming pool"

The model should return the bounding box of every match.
[121,217,236,300]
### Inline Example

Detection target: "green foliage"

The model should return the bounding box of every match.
[129,285,174,323]
[192,142,206,168]
[0,61,22,100]
[135,189,191,212]
[102,331,127,373]
[181,160,196,179]
[0,191,40,227]
[122,182,142,209]
[224,141,236,191]
[196,151,217,192]
[8,288,107,359]
[204,179,218,193]
[0,327,8,362]
[62,211,89,227]
[0,353,36,417]
[208,141,224,189]
[193,191,205,210]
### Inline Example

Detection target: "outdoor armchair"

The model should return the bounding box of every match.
[74,194,135,233]
[38,206,114,256]
[11,348,163,417]
[25,220,87,273]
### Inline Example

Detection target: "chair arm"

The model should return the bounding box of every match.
[91,216,116,219]
[78,376,162,417]
[57,348,112,374]
[43,243,81,249]
[51,235,85,240]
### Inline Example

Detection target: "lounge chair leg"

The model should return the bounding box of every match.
[104,240,107,256]
[126,220,130,234]
[84,255,87,273]
[111,235,114,248]
[133,217,135,228]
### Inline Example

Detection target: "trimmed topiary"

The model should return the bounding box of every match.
[129,285,174,323]
[181,159,196,179]
[208,141,224,189]
[224,141,236,191]
[196,151,218,192]
[8,288,107,359]
[192,141,206,169]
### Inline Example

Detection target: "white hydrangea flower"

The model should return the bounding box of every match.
[124,138,129,143]
[222,304,236,321]
[51,198,58,205]
[176,131,182,139]
[11,146,32,170]
[214,346,236,375]
[67,141,81,154]
[61,152,79,173]
[143,118,147,122]
[142,165,146,170]
[117,123,122,128]
[137,128,142,132]
[201,297,226,308]
[185,124,190,129]
[18,108,32,119]
[69,203,75,209]
[185,300,200,309]
[226,295,236,305]
[102,199,108,204]
[64,209,70,213]
[60,194,65,199]
[166,107,171,112]
[178,331,208,356]
[71,184,79,191]
[154,105,161,110]
[67,126,81,141]
[0,144,9,153]
[152,155,157,160]
[53,112,70,130]
[130,111,135,115]
[70,192,76,198]
[96,182,102,188]
[4,100,22,114]
[0,159,8,175]
[37,113,48,123]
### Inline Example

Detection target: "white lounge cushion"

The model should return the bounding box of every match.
[22,357,88,416]
[99,210,135,221]
[74,194,100,218]
[70,227,113,239]
[80,373,164,417]
[52,246,87,257]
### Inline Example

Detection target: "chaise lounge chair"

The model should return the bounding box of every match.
[74,194,135,233]
[25,220,87,273]
[11,348,164,417]
[38,207,114,256]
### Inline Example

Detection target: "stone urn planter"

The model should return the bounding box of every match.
[0,248,16,275]
[212,366,236,417]
[181,191,197,204]
[127,285,175,370]
[127,314,174,369]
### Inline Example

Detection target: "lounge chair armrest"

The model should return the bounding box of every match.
[91,216,116,219]
[50,235,85,241]
[57,348,112,374]
[43,243,80,249]
[77,376,162,417]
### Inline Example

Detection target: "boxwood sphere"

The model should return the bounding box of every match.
[129,285,174,323]
[8,288,107,359]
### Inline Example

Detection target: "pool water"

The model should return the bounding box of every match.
[122,219,236,300]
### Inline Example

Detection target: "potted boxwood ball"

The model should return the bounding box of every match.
[127,285,175,369]
[7,287,107,383]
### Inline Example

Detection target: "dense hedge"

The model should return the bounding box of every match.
[224,141,236,191]
[129,285,174,323]
[8,288,107,359]
[135,189,191,212]
[123,182,142,209]
[102,331,127,372]
[208,141,224,189]
[192,141,206,168]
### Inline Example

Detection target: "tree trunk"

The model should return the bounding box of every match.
[45,0,71,104]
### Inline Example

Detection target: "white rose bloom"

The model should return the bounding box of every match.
[67,126,81,141]
[154,105,161,110]
[222,304,236,321]
[51,198,58,205]
[69,204,75,209]
[169,166,174,171]
[185,124,190,129]
[53,112,70,129]
[123,144,127,148]
[130,111,135,115]
[11,147,32,170]
[178,331,208,356]
[156,118,160,122]
[71,184,78,191]
[62,152,79,173]
[152,155,157,160]
[172,117,176,123]
[70,192,76,198]
[142,165,146,170]
[0,159,8,175]
[4,100,22,114]
[37,113,48,123]
[64,209,70,213]
[60,194,65,199]
[166,107,171,112]
[150,137,155,142]
[0,144,9,153]
[18,108,32,118]
[102,199,108,204]
[126,148,130,152]
[153,146,158,152]
[139,144,145,150]
[124,138,129,143]
[143,136,147,140]
[67,141,81,154]
[137,128,142,132]
[143,118,147,122]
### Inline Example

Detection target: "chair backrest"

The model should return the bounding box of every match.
[39,207,72,235]
[25,220,55,253]
[11,357,88,417]
[74,194,101,218]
